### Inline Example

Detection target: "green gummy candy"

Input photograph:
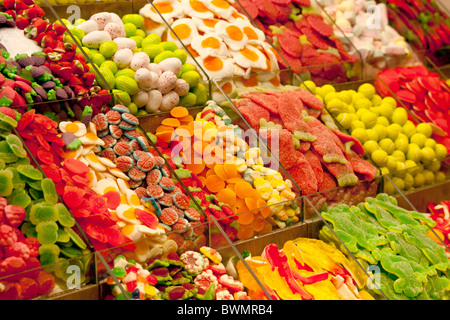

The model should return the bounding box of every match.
[56,228,71,243]
[27,178,43,191]
[402,225,449,272]
[56,203,75,228]
[41,178,58,204]
[372,195,436,229]
[386,231,434,273]
[21,222,37,238]
[0,159,5,170]
[5,134,27,158]
[60,246,83,259]
[36,221,59,245]
[9,156,30,167]
[30,202,58,224]
[7,189,31,208]
[0,169,14,197]
[0,141,18,163]
[64,227,87,250]
[373,247,425,298]
[374,272,410,300]
[0,111,17,127]
[321,204,387,253]
[38,244,60,266]
[5,167,26,191]
[29,188,43,200]
[112,267,127,278]
[17,164,43,180]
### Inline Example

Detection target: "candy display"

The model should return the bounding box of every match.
[0,0,449,302]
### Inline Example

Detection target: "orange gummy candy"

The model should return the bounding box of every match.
[237,206,254,225]
[258,199,271,218]
[161,118,181,127]
[214,164,229,181]
[170,106,189,118]
[205,174,226,193]
[216,188,237,206]
[237,223,254,240]
[235,181,253,199]
[223,164,238,179]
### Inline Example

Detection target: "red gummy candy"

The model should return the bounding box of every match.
[0,256,26,277]
[19,277,39,300]
[0,224,18,247]
[0,282,21,300]
[4,205,26,228]
[135,208,159,229]
[36,271,55,296]
[4,241,31,261]
[85,223,108,243]
[63,158,89,176]
[103,190,121,210]
[89,195,109,215]
[62,186,86,209]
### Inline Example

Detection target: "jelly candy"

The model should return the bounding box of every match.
[41,178,58,205]
[0,169,14,197]
[36,221,59,245]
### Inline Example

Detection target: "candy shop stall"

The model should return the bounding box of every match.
[0,0,449,302]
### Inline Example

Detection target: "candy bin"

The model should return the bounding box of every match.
[52,5,213,116]
[138,87,306,245]
[227,78,381,219]
[316,191,450,300]
[97,225,254,300]
[232,0,363,86]
[375,65,450,154]
[297,78,450,197]
[138,0,285,96]
[0,108,94,299]
[314,0,423,79]
[0,0,112,119]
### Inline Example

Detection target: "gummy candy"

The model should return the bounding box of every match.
[0,169,14,197]
[41,178,58,205]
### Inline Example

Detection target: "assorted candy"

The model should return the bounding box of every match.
[319,193,450,300]
[233,0,360,85]
[139,0,281,98]
[235,237,373,300]
[148,104,301,242]
[105,242,249,300]
[2,0,111,114]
